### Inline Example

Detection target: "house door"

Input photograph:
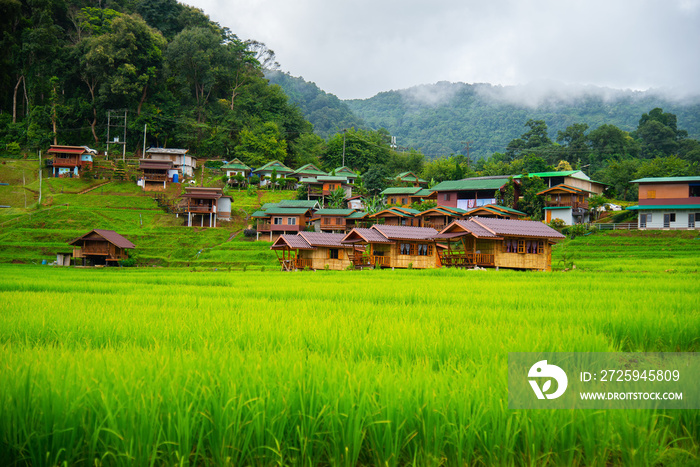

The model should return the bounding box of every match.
[545,210,552,223]
[663,214,671,228]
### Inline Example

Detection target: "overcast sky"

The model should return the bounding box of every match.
[184,0,700,100]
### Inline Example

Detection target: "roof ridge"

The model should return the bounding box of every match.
[470,217,498,235]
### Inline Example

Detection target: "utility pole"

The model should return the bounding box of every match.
[462,140,473,168]
[106,109,128,161]
[341,129,347,167]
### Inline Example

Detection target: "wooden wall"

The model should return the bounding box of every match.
[299,247,353,270]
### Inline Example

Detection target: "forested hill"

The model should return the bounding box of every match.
[265,71,366,139]
[345,82,700,160]
[0,0,317,168]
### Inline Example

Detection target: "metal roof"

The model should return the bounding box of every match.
[315,209,356,216]
[293,163,327,176]
[341,228,393,244]
[372,225,438,241]
[512,170,581,179]
[146,148,189,155]
[472,217,565,239]
[631,176,700,183]
[299,232,349,248]
[380,187,423,195]
[253,160,293,173]
[626,204,700,210]
[430,178,508,192]
[278,200,320,209]
[317,176,348,182]
[47,145,88,155]
[68,229,135,249]
[221,158,250,170]
[263,207,312,215]
[270,235,313,250]
[441,220,500,238]
[139,159,173,169]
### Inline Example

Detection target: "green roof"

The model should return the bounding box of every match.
[253,160,293,173]
[396,172,427,183]
[260,202,279,210]
[293,163,327,176]
[347,211,367,219]
[430,178,508,191]
[631,176,700,183]
[512,170,580,179]
[221,158,251,170]
[413,189,434,197]
[543,206,572,210]
[263,207,311,215]
[626,204,700,210]
[318,176,348,182]
[334,166,358,177]
[251,210,268,218]
[278,200,320,208]
[314,209,356,216]
[380,187,423,195]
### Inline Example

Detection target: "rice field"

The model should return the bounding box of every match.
[0,264,698,466]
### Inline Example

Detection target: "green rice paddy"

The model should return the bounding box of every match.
[0,264,698,466]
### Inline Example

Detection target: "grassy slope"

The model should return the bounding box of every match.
[0,165,299,268]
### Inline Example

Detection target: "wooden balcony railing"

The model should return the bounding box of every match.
[439,252,495,267]
[186,206,214,213]
[545,200,589,209]
[475,253,495,265]
[295,258,312,269]
[143,174,168,181]
[370,255,390,267]
[258,222,271,231]
[422,222,446,230]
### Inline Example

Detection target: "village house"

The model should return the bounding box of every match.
[341,225,440,269]
[409,188,437,205]
[463,204,526,220]
[46,145,95,178]
[333,166,359,184]
[270,232,357,271]
[138,159,173,191]
[628,176,700,229]
[180,187,231,227]
[369,207,421,226]
[394,171,428,187]
[145,148,196,178]
[291,163,328,181]
[380,187,425,207]
[252,206,315,241]
[538,184,593,224]
[68,229,135,266]
[222,158,252,180]
[252,160,294,186]
[312,209,367,233]
[417,206,468,230]
[435,217,565,271]
[431,176,512,210]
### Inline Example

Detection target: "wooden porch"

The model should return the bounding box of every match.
[438,251,494,268]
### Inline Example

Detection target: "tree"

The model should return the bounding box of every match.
[321,128,390,173]
[363,165,389,196]
[556,123,589,164]
[635,108,685,158]
[516,175,547,220]
[234,122,287,167]
[328,187,346,209]
[587,124,639,166]
[506,119,552,159]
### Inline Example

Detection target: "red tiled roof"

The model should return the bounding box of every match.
[372,225,438,241]
[299,232,349,248]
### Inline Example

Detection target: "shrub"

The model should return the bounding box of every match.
[548,218,566,229]
[243,228,257,238]
[5,142,21,156]
[118,258,136,267]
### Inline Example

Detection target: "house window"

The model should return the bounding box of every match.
[690,185,700,197]
[526,240,538,254]
[390,197,396,204]
[399,243,415,255]
[416,244,433,256]
[328,248,340,259]
[401,198,408,205]
[669,213,676,222]
[504,239,518,253]
[537,241,544,254]
[287,217,297,225]
[444,193,451,201]
[647,190,656,199]
[517,240,525,254]
[688,213,697,228]
[273,217,283,225]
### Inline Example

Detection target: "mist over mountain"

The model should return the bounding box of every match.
[269,73,700,161]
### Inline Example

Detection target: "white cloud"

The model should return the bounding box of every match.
[185,0,700,100]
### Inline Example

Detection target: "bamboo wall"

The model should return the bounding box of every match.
[373,242,439,269]
[299,247,353,270]
[494,241,552,271]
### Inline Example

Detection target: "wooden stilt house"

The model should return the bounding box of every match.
[181,187,227,228]
[68,229,135,266]
[435,217,565,271]
[270,232,357,270]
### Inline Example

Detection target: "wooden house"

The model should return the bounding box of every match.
[333,166,359,185]
[408,188,437,205]
[369,207,421,226]
[417,206,468,230]
[46,145,95,178]
[181,187,231,227]
[252,160,294,186]
[222,158,252,180]
[341,225,440,269]
[628,176,700,229]
[291,163,327,181]
[270,232,357,271]
[463,204,526,220]
[538,184,592,224]
[380,187,424,206]
[312,209,368,233]
[430,176,512,210]
[252,206,314,241]
[435,217,565,271]
[394,171,428,187]
[138,159,173,191]
[145,148,196,177]
[68,229,135,266]
[513,170,606,195]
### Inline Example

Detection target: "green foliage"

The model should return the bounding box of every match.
[516,174,547,220]
[362,165,390,196]
[321,128,390,173]
[328,187,346,209]
[235,123,287,167]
